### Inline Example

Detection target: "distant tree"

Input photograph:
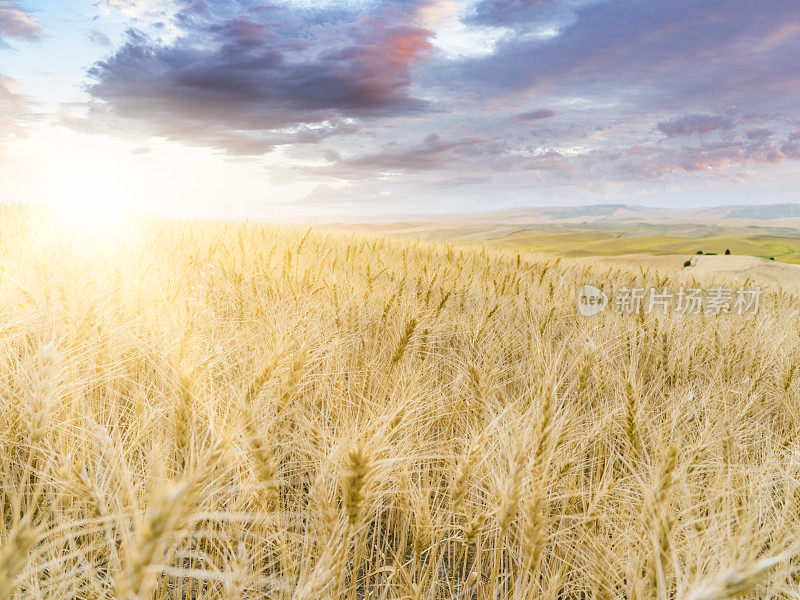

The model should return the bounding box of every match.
[696,250,703,255]
[683,260,692,267]
[769,256,775,260]
[725,249,731,255]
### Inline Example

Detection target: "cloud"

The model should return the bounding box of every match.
[398,0,800,190]
[97,0,171,18]
[745,126,772,140]
[514,108,555,121]
[657,114,734,137]
[86,1,435,154]
[453,0,800,113]
[100,0,145,8]
[0,75,27,141]
[0,0,41,40]
[0,2,39,143]
[470,0,575,28]
[50,0,800,198]
[311,133,486,178]
[780,126,800,159]
[89,29,112,46]
[599,130,792,180]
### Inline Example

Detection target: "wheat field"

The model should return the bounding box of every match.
[2,207,800,600]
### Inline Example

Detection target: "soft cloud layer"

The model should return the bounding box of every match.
[315,133,486,178]
[457,0,800,107]
[426,0,800,188]
[657,115,735,138]
[0,0,40,40]
[515,109,555,121]
[4,0,794,210]
[96,0,172,18]
[0,1,39,143]
[0,75,26,140]
[470,0,585,29]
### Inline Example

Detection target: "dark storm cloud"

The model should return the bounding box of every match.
[87,1,434,154]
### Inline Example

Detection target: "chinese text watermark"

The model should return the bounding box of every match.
[576,285,761,317]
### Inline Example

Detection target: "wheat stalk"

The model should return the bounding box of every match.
[390,318,418,369]
[341,444,370,529]
[684,550,794,600]
[0,519,37,599]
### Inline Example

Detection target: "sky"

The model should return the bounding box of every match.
[1,0,799,220]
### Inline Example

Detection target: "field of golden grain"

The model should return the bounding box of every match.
[2,207,800,600]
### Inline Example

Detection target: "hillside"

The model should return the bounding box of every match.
[332,203,800,264]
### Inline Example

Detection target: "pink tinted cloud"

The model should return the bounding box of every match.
[0,2,39,143]
[0,74,28,141]
[0,0,40,40]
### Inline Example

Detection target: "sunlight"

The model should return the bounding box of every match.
[27,134,145,240]
[54,170,132,235]
[2,127,144,235]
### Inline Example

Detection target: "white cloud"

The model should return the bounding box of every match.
[415,0,508,59]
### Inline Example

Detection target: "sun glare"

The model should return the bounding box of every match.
[57,176,130,231]
[48,187,131,250]
[38,144,145,241]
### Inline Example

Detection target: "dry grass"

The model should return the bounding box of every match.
[1,206,800,599]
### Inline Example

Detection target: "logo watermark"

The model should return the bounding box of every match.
[576,284,609,317]
[576,285,761,317]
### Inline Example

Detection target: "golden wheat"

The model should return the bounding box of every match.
[0,206,798,598]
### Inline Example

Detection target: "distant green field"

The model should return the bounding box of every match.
[350,221,800,264]
[485,229,800,264]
